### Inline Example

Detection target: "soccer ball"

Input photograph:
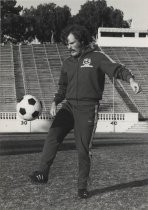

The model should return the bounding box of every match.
[17,95,42,121]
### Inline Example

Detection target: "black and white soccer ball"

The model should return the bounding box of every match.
[17,95,42,121]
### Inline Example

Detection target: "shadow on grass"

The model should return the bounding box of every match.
[89,178,148,197]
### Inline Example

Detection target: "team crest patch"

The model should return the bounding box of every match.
[81,58,93,68]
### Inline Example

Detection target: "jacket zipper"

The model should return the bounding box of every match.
[74,51,88,105]
[76,56,82,106]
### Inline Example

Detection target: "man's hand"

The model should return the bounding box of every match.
[50,102,57,117]
[129,78,141,94]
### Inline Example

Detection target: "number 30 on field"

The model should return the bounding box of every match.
[21,121,27,125]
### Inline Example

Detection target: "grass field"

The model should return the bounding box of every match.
[0,135,148,210]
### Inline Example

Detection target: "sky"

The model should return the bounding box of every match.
[16,0,148,29]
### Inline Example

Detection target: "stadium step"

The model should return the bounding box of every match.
[126,121,148,133]
[0,44,148,119]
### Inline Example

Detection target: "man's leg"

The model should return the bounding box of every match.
[74,104,99,192]
[30,103,74,183]
[39,108,74,173]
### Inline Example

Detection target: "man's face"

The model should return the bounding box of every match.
[67,33,82,57]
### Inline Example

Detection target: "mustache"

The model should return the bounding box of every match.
[69,49,76,53]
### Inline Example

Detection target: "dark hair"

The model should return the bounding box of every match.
[61,24,92,46]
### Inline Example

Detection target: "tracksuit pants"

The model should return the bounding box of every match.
[39,101,99,189]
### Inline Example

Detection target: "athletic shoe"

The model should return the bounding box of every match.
[29,171,48,184]
[78,189,89,199]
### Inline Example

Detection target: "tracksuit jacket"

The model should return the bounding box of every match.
[54,46,134,105]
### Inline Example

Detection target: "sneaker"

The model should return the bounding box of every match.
[29,171,48,184]
[78,189,89,199]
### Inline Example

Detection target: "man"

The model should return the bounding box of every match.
[30,25,140,199]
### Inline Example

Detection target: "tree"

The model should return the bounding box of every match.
[71,0,129,37]
[70,0,107,36]
[1,0,130,43]
[1,0,23,43]
[53,5,72,42]
[22,3,71,43]
[22,7,38,43]
[1,0,22,18]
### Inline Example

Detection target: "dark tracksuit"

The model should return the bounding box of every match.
[39,46,134,189]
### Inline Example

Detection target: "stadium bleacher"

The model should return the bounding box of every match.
[0,43,148,118]
[12,45,25,100]
[32,44,57,112]
[0,44,17,111]
[0,27,148,133]
[102,47,148,118]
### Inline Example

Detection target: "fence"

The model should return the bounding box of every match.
[0,112,138,133]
